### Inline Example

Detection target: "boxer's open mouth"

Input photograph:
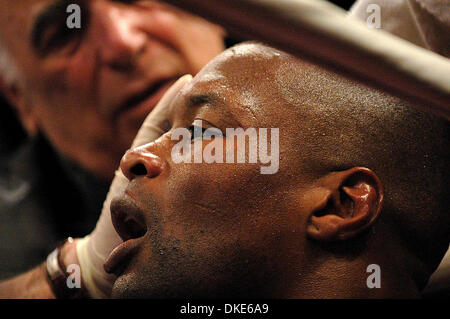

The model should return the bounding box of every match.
[104,237,141,277]
[104,195,148,277]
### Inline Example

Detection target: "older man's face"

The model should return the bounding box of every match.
[106,44,313,298]
[0,0,225,179]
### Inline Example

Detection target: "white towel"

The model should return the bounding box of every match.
[349,0,450,57]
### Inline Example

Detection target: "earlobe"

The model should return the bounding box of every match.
[306,167,384,242]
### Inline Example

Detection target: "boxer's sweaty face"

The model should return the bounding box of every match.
[0,0,225,179]
[110,44,313,298]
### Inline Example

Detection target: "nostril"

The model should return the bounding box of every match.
[121,150,163,181]
[130,163,147,177]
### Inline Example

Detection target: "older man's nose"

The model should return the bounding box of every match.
[99,7,146,70]
[120,146,163,181]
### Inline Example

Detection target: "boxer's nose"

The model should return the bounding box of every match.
[120,144,163,181]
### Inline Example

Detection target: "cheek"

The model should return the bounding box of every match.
[31,49,97,105]
[162,136,287,224]
[167,160,259,213]
[64,54,97,95]
[161,157,290,250]
[142,163,289,262]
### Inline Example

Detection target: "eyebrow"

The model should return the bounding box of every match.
[187,92,244,128]
[188,93,223,109]
[30,0,77,52]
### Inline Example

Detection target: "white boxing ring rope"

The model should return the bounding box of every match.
[162,0,450,120]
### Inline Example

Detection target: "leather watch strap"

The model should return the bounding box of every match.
[45,237,87,299]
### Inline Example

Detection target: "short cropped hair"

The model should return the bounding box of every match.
[271,47,449,289]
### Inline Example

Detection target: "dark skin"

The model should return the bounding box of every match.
[106,43,427,298]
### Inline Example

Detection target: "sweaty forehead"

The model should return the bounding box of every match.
[196,43,285,87]
[189,43,289,102]
[182,43,303,127]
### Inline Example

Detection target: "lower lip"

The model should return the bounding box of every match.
[122,79,178,121]
[104,238,141,276]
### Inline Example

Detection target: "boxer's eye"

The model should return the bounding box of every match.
[203,127,223,139]
[188,125,207,141]
[188,121,224,141]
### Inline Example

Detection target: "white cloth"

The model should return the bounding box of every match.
[76,75,193,298]
[425,246,450,293]
[349,0,450,57]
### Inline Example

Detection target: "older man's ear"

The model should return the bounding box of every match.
[0,74,38,136]
[304,167,384,242]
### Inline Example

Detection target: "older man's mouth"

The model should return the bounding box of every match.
[115,76,180,122]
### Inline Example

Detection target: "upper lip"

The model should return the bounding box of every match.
[104,193,148,276]
[110,192,147,242]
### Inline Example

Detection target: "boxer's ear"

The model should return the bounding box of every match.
[306,167,383,241]
[0,75,38,136]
